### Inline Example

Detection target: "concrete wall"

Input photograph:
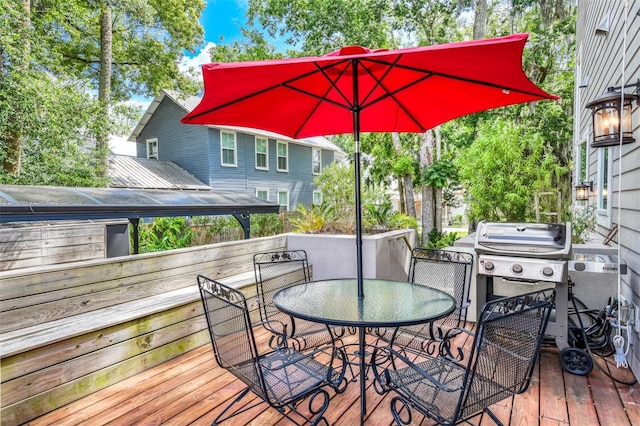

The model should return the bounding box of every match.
[286,229,417,282]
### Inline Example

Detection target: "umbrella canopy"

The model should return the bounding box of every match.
[182,33,556,138]
[181,33,558,298]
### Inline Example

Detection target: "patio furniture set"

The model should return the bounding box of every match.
[197,248,555,425]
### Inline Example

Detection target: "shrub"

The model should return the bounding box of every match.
[136,217,193,253]
[570,203,597,243]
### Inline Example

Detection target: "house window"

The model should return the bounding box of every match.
[577,140,587,183]
[221,131,237,167]
[256,188,269,200]
[277,141,288,172]
[598,147,610,211]
[277,190,289,211]
[312,148,322,175]
[255,137,268,170]
[146,138,158,160]
[313,190,322,205]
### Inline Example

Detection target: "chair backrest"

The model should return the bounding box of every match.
[409,248,474,327]
[459,288,555,420]
[253,250,310,320]
[197,275,263,391]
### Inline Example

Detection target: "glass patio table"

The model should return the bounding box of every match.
[273,278,456,425]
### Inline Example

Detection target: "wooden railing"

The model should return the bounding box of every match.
[0,235,287,426]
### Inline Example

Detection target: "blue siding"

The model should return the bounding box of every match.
[135,95,342,209]
[136,98,211,184]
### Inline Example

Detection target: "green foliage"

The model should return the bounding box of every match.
[456,118,567,223]
[385,210,418,232]
[251,213,283,237]
[136,217,194,253]
[313,162,357,233]
[191,214,283,239]
[391,155,417,178]
[1,0,205,183]
[247,0,392,54]
[208,28,285,62]
[363,200,394,230]
[290,204,331,233]
[423,227,460,249]
[420,159,458,188]
[36,0,205,101]
[0,74,110,186]
[570,203,597,244]
[192,215,242,235]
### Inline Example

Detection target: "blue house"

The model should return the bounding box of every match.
[128,90,345,210]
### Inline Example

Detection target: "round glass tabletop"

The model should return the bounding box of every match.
[273,278,456,327]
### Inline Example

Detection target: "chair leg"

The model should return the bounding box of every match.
[389,396,413,425]
[280,388,330,426]
[482,407,505,426]
[212,387,262,425]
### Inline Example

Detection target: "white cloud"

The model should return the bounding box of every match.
[179,42,216,77]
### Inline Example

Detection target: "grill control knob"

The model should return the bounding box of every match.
[483,261,495,272]
[511,264,523,274]
[542,266,555,277]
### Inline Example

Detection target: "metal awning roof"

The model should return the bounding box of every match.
[0,185,280,223]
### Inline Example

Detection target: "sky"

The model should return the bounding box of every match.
[111,0,249,155]
[180,0,248,72]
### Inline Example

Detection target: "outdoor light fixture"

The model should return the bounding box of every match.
[575,181,593,202]
[586,79,639,148]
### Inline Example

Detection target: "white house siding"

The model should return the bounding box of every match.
[576,0,640,379]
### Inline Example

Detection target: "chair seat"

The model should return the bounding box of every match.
[386,356,464,423]
[259,348,334,403]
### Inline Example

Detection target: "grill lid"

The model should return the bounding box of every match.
[474,221,572,259]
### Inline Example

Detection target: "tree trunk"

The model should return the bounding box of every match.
[391,132,416,217]
[419,130,436,243]
[473,0,487,40]
[97,3,113,175]
[434,126,443,232]
[398,178,406,214]
[2,0,31,176]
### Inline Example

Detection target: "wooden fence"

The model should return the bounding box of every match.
[0,221,125,271]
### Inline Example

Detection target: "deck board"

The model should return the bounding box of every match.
[25,324,640,426]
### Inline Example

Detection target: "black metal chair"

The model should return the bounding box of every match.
[371,249,474,357]
[372,288,555,426]
[198,275,348,425]
[254,250,345,350]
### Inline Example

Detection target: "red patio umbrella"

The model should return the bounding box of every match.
[181,33,558,298]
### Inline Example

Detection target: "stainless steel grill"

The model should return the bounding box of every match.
[474,221,572,349]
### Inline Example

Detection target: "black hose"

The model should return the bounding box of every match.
[568,278,637,386]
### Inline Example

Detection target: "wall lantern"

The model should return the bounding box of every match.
[585,79,639,148]
[575,181,593,202]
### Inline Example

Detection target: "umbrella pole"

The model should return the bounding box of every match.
[354,140,364,298]
[351,60,364,300]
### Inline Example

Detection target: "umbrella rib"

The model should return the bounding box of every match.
[363,56,550,98]
[284,60,358,138]
[357,55,431,131]
[184,63,354,122]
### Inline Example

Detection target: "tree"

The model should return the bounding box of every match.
[247,0,392,55]
[456,118,567,222]
[1,0,31,175]
[1,0,206,182]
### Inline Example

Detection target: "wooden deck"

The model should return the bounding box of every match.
[26,325,640,426]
